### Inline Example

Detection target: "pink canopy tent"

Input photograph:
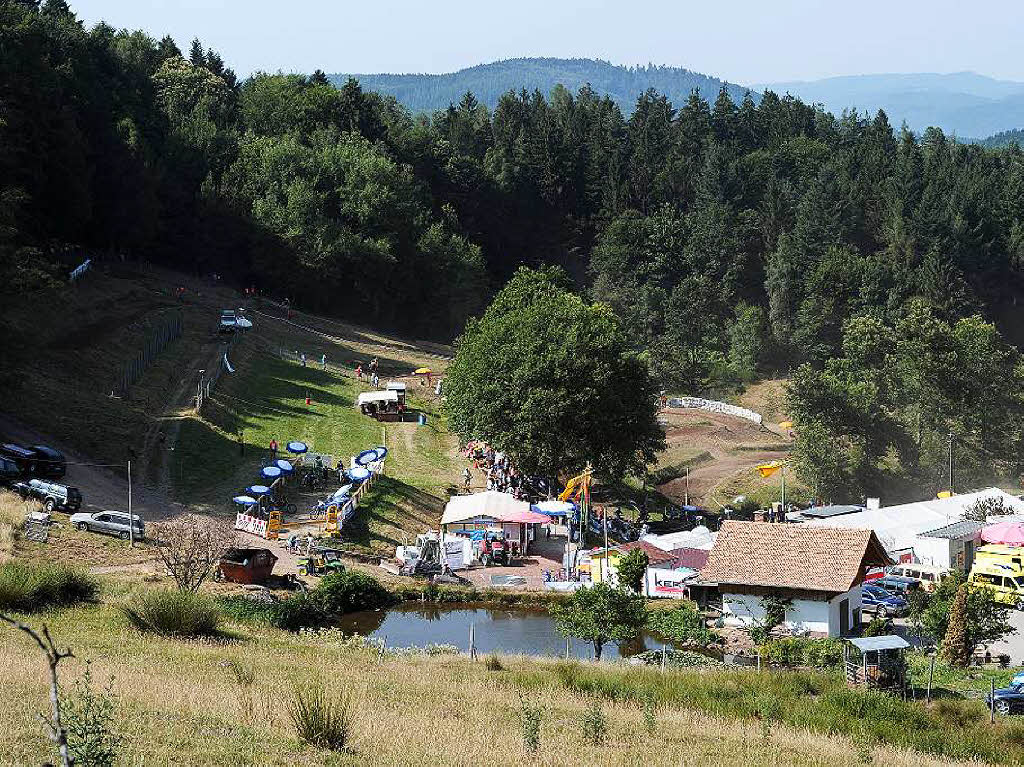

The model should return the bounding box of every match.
[981,520,1024,546]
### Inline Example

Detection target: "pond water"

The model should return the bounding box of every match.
[335,604,681,660]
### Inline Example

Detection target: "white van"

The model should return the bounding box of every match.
[886,562,949,591]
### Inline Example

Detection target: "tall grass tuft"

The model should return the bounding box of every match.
[580,699,607,745]
[289,683,353,752]
[0,492,27,556]
[516,693,543,754]
[122,589,220,637]
[0,561,97,611]
[227,661,258,724]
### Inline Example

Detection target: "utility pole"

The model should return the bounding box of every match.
[948,431,954,494]
[602,508,609,583]
[781,463,786,514]
[127,460,134,547]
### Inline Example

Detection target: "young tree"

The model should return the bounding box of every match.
[615,548,649,594]
[151,514,236,592]
[909,571,1014,659]
[940,584,971,667]
[444,267,665,479]
[550,582,647,660]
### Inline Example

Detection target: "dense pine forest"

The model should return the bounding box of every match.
[5,1,1024,498]
[335,58,753,116]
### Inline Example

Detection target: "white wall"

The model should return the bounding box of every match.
[722,587,861,637]
[912,536,955,569]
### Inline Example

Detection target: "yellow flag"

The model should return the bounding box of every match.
[559,471,591,501]
[757,461,783,478]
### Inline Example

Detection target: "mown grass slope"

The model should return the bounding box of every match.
[0,600,1004,767]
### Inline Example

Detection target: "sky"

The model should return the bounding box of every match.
[70,0,1024,84]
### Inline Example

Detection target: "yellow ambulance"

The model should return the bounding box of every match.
[968,545,1024,607]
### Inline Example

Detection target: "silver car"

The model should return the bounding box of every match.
[70,510,145,540]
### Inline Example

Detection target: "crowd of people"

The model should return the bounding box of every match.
[463,441,550,500]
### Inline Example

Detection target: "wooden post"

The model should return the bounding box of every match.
[991,679,996,723]
[469,622,476,661]
[926,655,935,703]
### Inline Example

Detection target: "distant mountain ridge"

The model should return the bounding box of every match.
[331,57,755,115]
[758,71,1024,139]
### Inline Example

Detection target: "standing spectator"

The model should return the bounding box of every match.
[462,467,472,490]
[269,438,278,459]
[321,353,327,370]
[371,372,379,388]
[300,352,306,367]
[355,364,363,380]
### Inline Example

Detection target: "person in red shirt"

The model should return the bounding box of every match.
[269,438,278,459]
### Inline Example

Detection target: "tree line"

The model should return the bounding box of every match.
[5,1,1024,498]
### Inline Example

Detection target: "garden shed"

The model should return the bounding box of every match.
[844,635,909,691]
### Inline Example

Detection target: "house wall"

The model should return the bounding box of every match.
[722,587,861,637]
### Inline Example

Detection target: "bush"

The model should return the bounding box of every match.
[289,683,353,752]
[517,694,543,753]
[759,637,844,669]
[64,666,122,767]
[485,654,504,671]
[580,699,607,745]
[645,603,715,646]
[122,589,220,637]
[0,561,97,612]
[313,570,394,615]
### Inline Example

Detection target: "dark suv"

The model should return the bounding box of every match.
[13,479,82,512]
[29,445,66,479]
[0,443,39,476]
[0,457,19,485]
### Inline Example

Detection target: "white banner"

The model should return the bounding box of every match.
[667,397,763,425]
[235,512,268,537]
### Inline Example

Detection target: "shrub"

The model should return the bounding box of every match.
[517,694,543,753]
[485,654,504,671]
[270,595,330,631]
[0,561,97,612]
[862,616,890,637]
[760,637,844,669]
[580,699,607,745]
[313,570,393,615]
[63,665,122,767]
[122,589,220,637]
[645,603,715,646]
[289,683,353,752]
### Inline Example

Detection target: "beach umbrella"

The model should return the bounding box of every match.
[275,459,295,473]
[347,466,371,482]
[235,317,253,329]
[287,441,308,454]
[332,484,353,501]
[413,367,432,375]
[246,485,271,495]
[356,448,381,466]
[532,500,575,516]
[232,495,258,506]
[374,446,388,459]
[982,520,1024,545]
[260,465,282,480]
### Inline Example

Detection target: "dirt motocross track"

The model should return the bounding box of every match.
[654,407,792,506]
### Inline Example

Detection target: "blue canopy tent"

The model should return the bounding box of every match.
[275,459,295,474]
[355,449,380,466]
[532,500,575,517]
[246,484,271,496]
[232,495,258,506]
[260,465,283,480]
[287,441,308,454]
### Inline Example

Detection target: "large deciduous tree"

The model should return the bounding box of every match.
[444,266,665,479]
[550,582,647,660]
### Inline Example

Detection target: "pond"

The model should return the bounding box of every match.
[335,604,683,660]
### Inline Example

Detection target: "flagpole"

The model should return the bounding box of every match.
[781,463,786,517]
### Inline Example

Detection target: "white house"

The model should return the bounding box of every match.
[700,521,891,637]
[803,488,1023,572]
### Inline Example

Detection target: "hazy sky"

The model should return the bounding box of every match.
[70,0,1024,84]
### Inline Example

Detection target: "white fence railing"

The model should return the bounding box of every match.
[667,397,763,425]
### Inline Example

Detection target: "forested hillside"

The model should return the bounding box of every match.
[5,2,1024,499]
[979,129,1024,148]
[333,58,754,115]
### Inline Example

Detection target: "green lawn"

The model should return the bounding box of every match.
[170,346,460,514]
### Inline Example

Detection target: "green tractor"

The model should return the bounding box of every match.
[297,548,346,577]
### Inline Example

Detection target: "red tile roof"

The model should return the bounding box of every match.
[594,540,675,564]
[666,547,709,571]
[700,521,891,592]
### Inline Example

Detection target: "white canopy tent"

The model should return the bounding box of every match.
[357,390,398,407]
[441,491,546,554]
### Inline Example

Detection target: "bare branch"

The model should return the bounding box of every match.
[150,513,237,591]
[0,613,74,767]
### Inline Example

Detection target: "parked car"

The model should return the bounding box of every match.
[987,683,1024,715]
[28,445,66,479]
[70,510,144,540]
[861,584,909,618]
[0,457,20,485]
[874,574,921,597]
[219,309,236,333]
[0,442,39,476]
[886,562,949,592]
[13,479,82,512]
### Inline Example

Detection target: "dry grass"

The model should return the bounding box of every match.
[0,603,996,767]
[0,491,28,559]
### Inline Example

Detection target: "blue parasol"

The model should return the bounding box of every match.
[332,484,353,501]
[346,466,371,482]
[355,449,380,466]
[247,484,271,495]
[374,446,388,459]
[287,441,308,454]
[275,459,295,473]
[260,465,282,480]
[233,495,258,506]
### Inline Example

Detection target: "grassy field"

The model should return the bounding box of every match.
[0,598,1009,767]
